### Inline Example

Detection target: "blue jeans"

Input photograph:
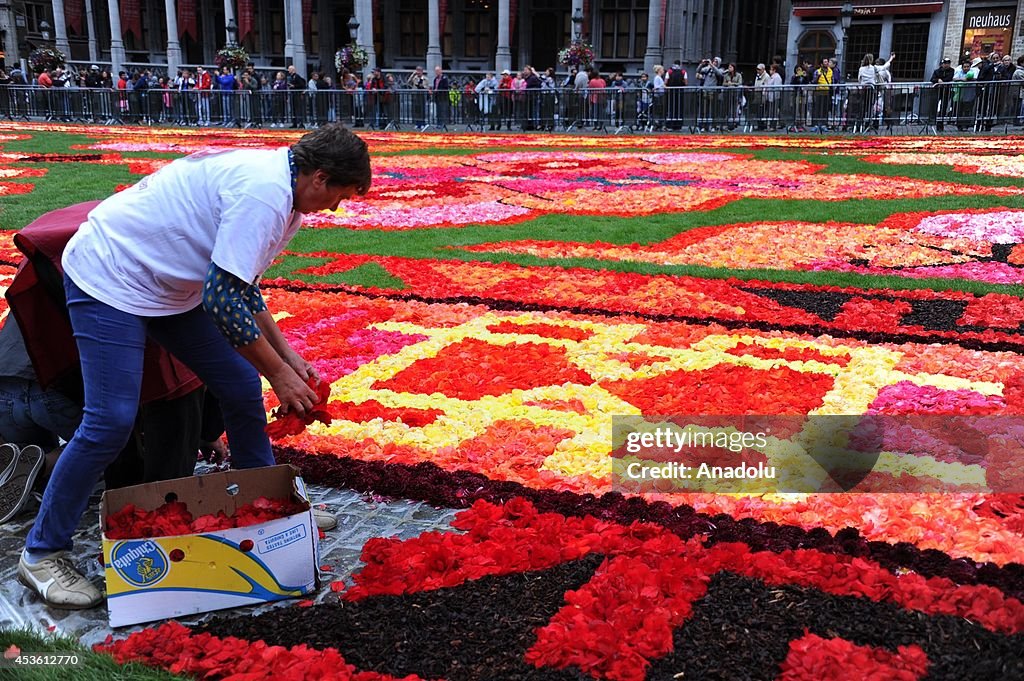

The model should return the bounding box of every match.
[26,275,274,554]
[0,377,81,448]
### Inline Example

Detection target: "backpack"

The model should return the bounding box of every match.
[666,67,685,87]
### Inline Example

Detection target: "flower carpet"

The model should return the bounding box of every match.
[2,124,1024,679]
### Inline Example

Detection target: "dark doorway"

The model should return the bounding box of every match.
[532,12,559,71]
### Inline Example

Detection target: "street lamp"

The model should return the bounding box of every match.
[347,16,360,43]
[39,20,51,42]
[225,18,238,47]
[840,2,854,71]
[571,8,583,42]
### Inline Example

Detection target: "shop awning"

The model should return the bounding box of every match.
[793,1,943,17]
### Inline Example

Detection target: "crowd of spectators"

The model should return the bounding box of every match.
[2,51,1023,133]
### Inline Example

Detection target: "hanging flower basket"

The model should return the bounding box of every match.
[335,44,369,73]
[558,41,595,71]
[28,47,66,74]
[214,45,250,70]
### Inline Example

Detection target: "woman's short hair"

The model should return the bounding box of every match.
[291,123,372,195]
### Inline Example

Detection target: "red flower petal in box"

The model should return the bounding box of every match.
[106,497,308,539]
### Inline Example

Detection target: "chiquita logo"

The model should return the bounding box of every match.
[111,540,170,587]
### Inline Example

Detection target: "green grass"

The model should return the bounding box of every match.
[0,627,183,680]
[1,164,135,230]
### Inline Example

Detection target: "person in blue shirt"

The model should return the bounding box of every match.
[217,67,237,125]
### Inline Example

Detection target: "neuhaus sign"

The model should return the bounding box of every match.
[961,7,1017,60]
[966,11,1013,29]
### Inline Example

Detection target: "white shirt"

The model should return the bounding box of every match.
[63,148,303,316]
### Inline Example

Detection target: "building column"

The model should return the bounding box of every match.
[875,16,893,63]
[354,0,377,72]
[644,0,663,74]
[85,0,100,62]
[426,0,442,73]
[0,8,17,71]
[662,0,683,67]
[165,0,181,73]
[224,0,236,44]
[496,0,511,72]
[786,11,803,77]
[51,0,72,56]
[290,0,306,75]
[284,0,294,65]
[925,4,949,79]
[941,0,964,62]
[107,0,127,75]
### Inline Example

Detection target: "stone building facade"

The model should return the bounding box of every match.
[3,0,789,79]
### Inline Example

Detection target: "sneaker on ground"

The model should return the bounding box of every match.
[312,508,337,531]
[0,444,44,523]
[0,442,18,485]
[18,551,104,610]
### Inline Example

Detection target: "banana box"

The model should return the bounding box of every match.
[100,464,321,627]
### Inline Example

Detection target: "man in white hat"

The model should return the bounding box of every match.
[85,65,102,89]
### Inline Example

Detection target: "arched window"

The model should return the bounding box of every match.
[798,30,837,75]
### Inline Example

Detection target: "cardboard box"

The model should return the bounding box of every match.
[100,465,320,627]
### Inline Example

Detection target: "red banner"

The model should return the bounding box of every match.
[120,0,144,41]
[509,0,517,42]
[302,0,313,39]
[238,0,255,42]
[65,0,85,35]
[177,0,198,41]
[440,0,447,36]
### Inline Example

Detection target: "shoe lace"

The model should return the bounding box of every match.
[44,557,84,588]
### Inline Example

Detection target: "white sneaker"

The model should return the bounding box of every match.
[312,508,337,531]
[18,551,104,610]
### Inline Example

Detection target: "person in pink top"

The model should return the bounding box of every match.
[587,70,606,129]
[511,70,526,130]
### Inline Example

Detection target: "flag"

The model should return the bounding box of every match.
[238,0,255,42]
[65,0,85,35]
[439,0,447,36]
[302,0,313,39]
[120,0,143,40]
[178,0,198,41]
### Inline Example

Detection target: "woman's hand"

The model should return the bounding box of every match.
[268,363,318,415]
[282,348,320,384]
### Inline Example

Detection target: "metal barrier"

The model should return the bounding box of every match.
[2,82,1023,133]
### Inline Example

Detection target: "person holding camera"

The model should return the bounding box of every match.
[475,72,499,130]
